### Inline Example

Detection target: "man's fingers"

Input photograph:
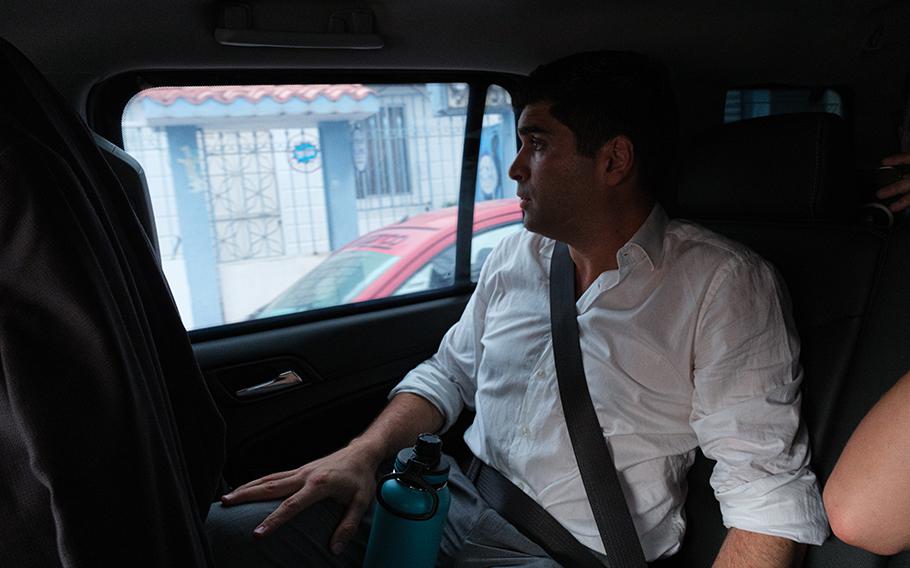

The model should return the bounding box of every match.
[329,495,372,555]
[253,490,321,537]
[890,192,910,213]
[881,153,910,166]
[875,155,910,213]
[227,468,298,494]
[221,475,300,506]
[876,177,910,199]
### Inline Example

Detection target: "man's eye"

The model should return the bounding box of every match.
[530,138,545,151]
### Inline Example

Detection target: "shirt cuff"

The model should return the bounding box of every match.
[388,367,465,433]
[716,469,830,545]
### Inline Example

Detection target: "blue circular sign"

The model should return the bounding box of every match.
[288,135,322,173]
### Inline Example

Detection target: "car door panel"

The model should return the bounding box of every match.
[194,294,470,485]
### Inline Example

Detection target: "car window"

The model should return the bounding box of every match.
[255,250,400,316]
[469,221,523,277]
[394,220,523,296]
[472,86,520,281]
[122,82,516,329]
[724,88,844,123]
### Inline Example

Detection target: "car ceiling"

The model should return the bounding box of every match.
[3,0,910,162]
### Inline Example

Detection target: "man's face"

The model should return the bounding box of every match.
[508,102,598,240]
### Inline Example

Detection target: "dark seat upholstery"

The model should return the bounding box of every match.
[0,37,224,567]
[93,132,161,262]
[669,113,901,567]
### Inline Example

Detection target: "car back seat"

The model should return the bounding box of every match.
[668,112,907,567]
[0,36,224,566]
[812,216,910,568]
[93,132,162,263]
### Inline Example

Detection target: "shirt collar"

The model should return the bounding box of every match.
[620,204,668,271]
[537,203,669,271]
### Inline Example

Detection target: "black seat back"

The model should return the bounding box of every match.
[670,113,891,567]
[808,216,910,568]
[93,132,162,262]
[0,37,224,567]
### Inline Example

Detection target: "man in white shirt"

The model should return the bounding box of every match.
[206,51,828,566]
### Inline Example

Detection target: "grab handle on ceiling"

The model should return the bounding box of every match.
[215,4,384,50]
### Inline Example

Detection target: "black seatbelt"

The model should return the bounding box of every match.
[470,240,649,568]
[548,240,647,568]
[468,458,605,568]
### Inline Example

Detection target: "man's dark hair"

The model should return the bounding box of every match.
[513,51,678,192]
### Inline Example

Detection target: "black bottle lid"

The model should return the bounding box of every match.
[394,433,449,479]
[414,433,442,466]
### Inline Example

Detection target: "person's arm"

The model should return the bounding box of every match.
[219,236,502,554]
[876,153,910,213]
[690,256,828,566]
[714,528,806,567]
[219,228,516,557]
[220,392,443,554]
[823,369,910,555]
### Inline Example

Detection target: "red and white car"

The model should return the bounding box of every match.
[255,198,523,317]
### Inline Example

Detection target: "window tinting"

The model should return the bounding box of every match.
[724,88,843,123]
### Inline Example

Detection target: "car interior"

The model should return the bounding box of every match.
[2,1,910,566]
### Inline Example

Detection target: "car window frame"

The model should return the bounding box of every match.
[720,83,853,126]
[89,70,523,342]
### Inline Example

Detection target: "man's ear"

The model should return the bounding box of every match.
[598,135,635,186]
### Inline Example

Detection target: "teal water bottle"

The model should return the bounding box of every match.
[363,433,451,568]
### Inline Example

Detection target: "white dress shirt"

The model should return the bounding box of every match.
[390,205,829,560]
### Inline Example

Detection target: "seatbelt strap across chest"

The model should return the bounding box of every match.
[549,240,648,568]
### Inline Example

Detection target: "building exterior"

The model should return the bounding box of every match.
[122,83,516,328]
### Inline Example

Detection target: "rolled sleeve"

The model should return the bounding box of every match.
[713,450,829,544]
[390,325,477,433]
[690,255,829,545]
[389,255,495,433]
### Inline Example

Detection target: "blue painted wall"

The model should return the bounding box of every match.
[164,126,224,327]
[318,121,359,249]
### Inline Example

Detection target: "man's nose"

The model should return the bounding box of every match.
[508,150,527,182]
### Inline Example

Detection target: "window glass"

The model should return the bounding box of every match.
[123,83,478,329]
[394,221,523,295]
[255,250,399,317]
[470,222,522,270]
[471,85,521,282]
[724,88,843,123]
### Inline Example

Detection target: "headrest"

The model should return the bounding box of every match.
[94,133,162,264]
[0,36,162,261]
[675,113,855,221]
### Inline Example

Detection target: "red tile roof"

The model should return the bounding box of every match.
[137,84,376,106]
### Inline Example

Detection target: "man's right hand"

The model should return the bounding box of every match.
[217,392,446,556]
[219,438,384,555]
[877,153,910,213]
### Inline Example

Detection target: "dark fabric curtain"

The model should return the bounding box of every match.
[0,39,225,567]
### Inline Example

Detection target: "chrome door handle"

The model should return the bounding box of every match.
[235,370,304,398]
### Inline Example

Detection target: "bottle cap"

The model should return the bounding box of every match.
[414,433,442,466]
[394,433,449,483]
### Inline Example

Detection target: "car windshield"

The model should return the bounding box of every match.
[257,250,399,316]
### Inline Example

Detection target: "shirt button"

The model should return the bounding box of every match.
[535,370,545,379]
[521,425,530,436]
